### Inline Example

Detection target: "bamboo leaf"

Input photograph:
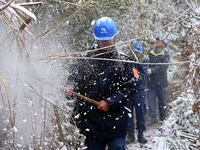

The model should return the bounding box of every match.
[10,3,37,22]
[6,6,29,27]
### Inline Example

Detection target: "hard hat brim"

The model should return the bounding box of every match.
[93,32,118,41]
[133,49,143,53]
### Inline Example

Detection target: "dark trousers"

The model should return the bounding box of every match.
[85,136,125,150]
[127,90,146,138]
[148,87,167,121]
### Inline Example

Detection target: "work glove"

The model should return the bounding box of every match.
[64,85,74,97]
[133,68,139,79]
[97,100,109,112]
[147,68,152,74]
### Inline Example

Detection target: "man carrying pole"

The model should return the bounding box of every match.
[65,17,142,150]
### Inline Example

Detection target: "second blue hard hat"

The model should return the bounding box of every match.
[133,39,143,53]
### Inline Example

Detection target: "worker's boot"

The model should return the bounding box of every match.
[138,131,148,144]
[126,134,135,144]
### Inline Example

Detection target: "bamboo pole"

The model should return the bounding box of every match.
[54,106,64,142]
[130,50,139,62]
[138,0,144,35]
[71,91,99,106]
[0,76,14,128]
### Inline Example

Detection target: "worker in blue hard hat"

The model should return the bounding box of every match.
[65,17,142,150]
[126,39,148,144]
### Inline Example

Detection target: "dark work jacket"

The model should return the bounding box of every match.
[147,49,170,89]
[67,44,138,140]
[126,51,148,92]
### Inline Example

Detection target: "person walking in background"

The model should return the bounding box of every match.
[126,39,148,144]
[65,17,141,150]
[147,35,170,124]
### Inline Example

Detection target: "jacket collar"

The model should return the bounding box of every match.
[150,48,165,56]
[94,47,118,58]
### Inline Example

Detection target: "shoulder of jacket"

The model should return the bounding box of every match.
[84,44,98,57]
[118,51,131,60]
[89,43,98,50]
[148,50,155,56]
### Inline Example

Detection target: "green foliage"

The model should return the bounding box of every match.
[63,0,133,50]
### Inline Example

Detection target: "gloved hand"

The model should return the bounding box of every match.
[97,100,109,112]
[133,68,139,79]
[147,68,152,74]
[64,85,74,97]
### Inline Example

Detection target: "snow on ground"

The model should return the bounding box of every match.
[127,91,199,150]
[127,123,169,150]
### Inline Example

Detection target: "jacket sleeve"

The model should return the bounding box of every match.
[105,89,130,109]
[65,60,85,89]
[66,44,98,88]
[122,54,147,91]
[128,63,147,88]
[66,50,96,90]
[104,62,133,109]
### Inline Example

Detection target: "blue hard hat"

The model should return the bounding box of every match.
[133,39,143,53]
[93,17,118,41]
